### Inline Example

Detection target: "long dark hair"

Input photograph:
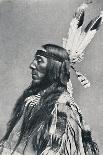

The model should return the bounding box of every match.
[0,44,70,154]
[42,44,70,85]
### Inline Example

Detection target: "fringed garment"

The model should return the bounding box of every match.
[0,83,99,155]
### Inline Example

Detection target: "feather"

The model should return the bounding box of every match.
[78,11,85,28]
[63,4,103,89]
[71,11,103,63]
[64,2,103,64]
[77,30,96,53]
[24,94,41,107]
[63,38,67,49]
[49,104,57,135]
[71,66,90,88]
[76,72,90,88]
[64,3,88,52]
[77,14,103,53]
[85,0,93,4]
[67,80,73,97]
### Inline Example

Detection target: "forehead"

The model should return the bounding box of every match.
[35,50,66,62]
[35,54,48,62]
[35,50,47,57]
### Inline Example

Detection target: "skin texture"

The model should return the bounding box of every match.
[30,52,48,84]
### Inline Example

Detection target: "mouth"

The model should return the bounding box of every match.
[32,72,36,75]
[32,71,38,79]
[32,73,37,77]
[32,70,37,75]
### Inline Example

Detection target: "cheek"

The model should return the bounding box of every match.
[37,62,47,74]
[39,66,47,74]
[37,65,47,79]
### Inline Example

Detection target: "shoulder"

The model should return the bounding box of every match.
[57,91,70,104]
[57,91,82,116]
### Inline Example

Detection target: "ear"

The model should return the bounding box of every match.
[60,60,70,85]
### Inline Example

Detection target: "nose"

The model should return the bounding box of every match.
[30,60,37,69]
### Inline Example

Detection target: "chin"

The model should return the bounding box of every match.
[32,79,41,85]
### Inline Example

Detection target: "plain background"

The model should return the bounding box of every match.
[0,0,103,154]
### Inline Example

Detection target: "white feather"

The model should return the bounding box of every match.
[63,4,103,88]
[64,3,103,64]
[66,18,78,51]
[64,3,88,63]
[77,30,96,53]
[49,104,57,135]
[65,3,88,50]
[63,38,67,48]
[72,26,82,53]
[75,70,90,88]
[67,80,73,97]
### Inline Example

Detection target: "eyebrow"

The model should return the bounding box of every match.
[36,50,68,62]
[35,55,42,58]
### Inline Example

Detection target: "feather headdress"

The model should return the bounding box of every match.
[63,3,103,88]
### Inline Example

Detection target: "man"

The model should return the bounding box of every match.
[0,44,99,155]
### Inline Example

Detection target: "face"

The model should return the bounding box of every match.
[30,52,48,84]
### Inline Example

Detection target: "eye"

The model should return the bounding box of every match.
[37,58,42,63]
[36,55,43,64]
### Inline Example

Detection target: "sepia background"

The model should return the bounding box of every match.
[0,0,103,154]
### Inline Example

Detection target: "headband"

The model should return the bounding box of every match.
[36,49,69,62]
